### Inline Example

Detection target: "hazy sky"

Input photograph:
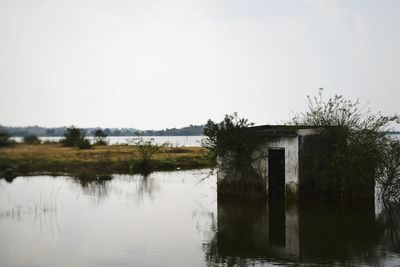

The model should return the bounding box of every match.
[1,0,399,129]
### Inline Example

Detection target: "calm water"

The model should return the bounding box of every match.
[1,170,400,267]
[12,134,399,147]
[11,136,205,146]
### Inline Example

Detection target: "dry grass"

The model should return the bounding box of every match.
[0,144,211,175]
[0,144,207,162]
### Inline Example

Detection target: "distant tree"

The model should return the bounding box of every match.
[46,129,55,136]
[23,134,41,144]
[104,128,112,136]
[0,131,13,147]
[62,127,82,147]
[94,129,108,146]
[62,126,92,149]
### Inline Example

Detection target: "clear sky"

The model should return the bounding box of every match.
[0,0,399,129]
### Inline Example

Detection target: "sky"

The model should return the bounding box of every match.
[0,0,399,130]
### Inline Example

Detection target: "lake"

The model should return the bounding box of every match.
[11,134,400,147]
[1,170,400,266]
[11,136,205,147]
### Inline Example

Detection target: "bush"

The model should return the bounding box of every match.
[131,137,164,172]
[76,138,92,149]
[202,113,260,171]
[289,89,399,201]
[94,129,108,146]
[377,139,400,203]
[0,131,13,147]
[202,113,266,195]
[23,134,41,144]
[62,126,92,149]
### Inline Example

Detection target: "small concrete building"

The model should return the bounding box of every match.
[217,125,324,199]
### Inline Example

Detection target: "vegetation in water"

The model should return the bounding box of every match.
[202,113,266,195]
[202,90,400,201]
[129,137,165,172]
[377,139,400,203]
[288,89,400,201]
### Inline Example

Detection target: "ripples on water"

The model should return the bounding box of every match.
[0,170,400,266]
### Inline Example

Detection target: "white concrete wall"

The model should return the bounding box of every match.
[252,136,299,198]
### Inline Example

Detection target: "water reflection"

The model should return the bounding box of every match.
[0,171,212,266]
[377,201,400,254]
[135,173,161,201]
[69,174,113,199]
[1,172,400,266]
[66,173,161,204]
[204,197,397,266]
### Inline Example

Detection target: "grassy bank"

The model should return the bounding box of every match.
[0,144,211,177]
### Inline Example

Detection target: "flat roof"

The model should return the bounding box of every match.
[249,125,323,137]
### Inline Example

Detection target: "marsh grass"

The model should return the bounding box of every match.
[0,143,211,176]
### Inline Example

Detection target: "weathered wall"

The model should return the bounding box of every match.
[298,133,324,196]
[216,152,266,196]
[252,136,299,198]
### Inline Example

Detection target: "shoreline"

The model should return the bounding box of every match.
[0,144,212,178]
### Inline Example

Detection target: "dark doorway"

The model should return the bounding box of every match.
[268,149,285,200]
[268,149,286,246]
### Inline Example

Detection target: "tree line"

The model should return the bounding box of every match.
[0,125,205,137]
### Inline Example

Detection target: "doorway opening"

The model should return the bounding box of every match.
[268,149,285,200]
[268,148,286,246]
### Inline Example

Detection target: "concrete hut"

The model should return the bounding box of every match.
[217,125,325,199]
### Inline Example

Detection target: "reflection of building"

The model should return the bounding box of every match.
[205,198,379,266]
[215,198,300,262]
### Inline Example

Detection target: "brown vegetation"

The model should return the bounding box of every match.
[0,143,210,177]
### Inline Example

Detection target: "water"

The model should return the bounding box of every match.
[11,136,205,146]
[10,134,399,147]
[0,170,400,266]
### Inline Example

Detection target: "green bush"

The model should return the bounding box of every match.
[23,134,41,144]
[289,89,399,201]
[202,113,266,195]
[62,126,92,149]
[94,129,108,146]
[131,137,164,172]
[76,138,92,149]
[62,126,83,147]
[0,131,13,147]
[202,113,261,172]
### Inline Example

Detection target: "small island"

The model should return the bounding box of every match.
[0,143,211,178]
